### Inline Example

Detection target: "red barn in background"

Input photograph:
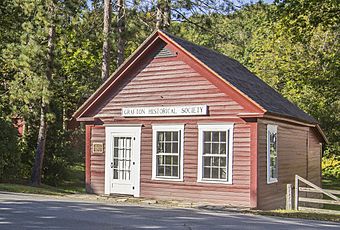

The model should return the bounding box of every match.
[12,116,25,137]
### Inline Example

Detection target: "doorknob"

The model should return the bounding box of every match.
[110,162,114,168]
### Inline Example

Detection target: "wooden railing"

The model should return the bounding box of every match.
[289,175,340,214]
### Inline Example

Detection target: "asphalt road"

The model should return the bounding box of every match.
[0,192,339,230]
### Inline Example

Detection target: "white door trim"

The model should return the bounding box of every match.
[105,125,141,197]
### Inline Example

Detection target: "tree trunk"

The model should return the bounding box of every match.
[101,0,112,81]
[156,0,162,29]
[163,0,171,30]
[31,23,55,186]
[116,0,125,66]
[156,0,171,30]
[31,104,48,186]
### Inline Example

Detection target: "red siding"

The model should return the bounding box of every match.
[89,126,105,194]
[249,122,258,208]
[85,50,255,206]
[85,125,92,192]
[257,119,321,210]
[80,38,323,208]
[94,56,248,120]
[308,130,322,186]
[138,122,251,206]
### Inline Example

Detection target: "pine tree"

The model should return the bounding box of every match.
[156,0,171,30]
[101,0,112,81]
[116,0,126,66]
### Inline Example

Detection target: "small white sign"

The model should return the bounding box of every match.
[92,142,104,154]
[122,105,208,117]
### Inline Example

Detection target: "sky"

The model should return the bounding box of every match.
[87,0,275,9]
[245,0,274,3]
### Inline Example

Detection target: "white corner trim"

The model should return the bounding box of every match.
[152,124,184,181]
[197,123,233,184]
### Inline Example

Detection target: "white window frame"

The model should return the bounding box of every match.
[197,124,233,184]
[152,124,184,181]
[267,124,278,184]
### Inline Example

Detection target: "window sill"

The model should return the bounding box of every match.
[197,179,232,185]
[152,177,183,182]
[267,178,278,184]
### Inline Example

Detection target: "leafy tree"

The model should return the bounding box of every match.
[175,1,339,160]
[2,0,91,185]
[0,0,338,185]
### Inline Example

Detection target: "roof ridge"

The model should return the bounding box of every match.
[161,30,317,124]
[161,30,238,63]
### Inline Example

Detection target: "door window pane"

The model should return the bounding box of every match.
[113,137,132,181]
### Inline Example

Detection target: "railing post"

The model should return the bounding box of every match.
[286,184,292,210]
[295,175,299,210]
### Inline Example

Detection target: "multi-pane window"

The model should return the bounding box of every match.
[198,124,233,183]
[267,125,278,183]
[152,125,184,180]
[156,131,179,177]
[203,131,228,180]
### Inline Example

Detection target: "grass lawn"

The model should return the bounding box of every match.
[322,178,340,190]
[0,183,73,195]
[0,164,85,195]
[56,164,85,194]
[322,178,340,212]
[251,209,340,222]
[252,178,340,222]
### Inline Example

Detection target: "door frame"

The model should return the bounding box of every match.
[105,125,141,197]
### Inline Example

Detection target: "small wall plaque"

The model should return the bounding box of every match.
[92,142,104,154]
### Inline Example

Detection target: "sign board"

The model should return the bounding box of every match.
[122,105,208,117]
[92,143,104,154]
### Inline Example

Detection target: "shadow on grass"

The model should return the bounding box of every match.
[0,164,85,195]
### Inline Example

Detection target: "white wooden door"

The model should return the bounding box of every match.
[105,126,141,197]
[111,135,134,194]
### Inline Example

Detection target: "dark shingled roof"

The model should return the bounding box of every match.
[164,31,317,124]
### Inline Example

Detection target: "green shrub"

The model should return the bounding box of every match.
[42,127,84,186]
[0,118,21,182]
[322,156,340,180]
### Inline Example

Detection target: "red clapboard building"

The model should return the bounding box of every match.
[73,30,327,209]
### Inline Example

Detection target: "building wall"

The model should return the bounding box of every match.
[84,45,321,208]
[87,121,252,206]
[138,122,251,206]
[89,126,105,194]
[94,57,249,120]
[257,119,322,210]
[307,130,322,186]
[85,47,256,206]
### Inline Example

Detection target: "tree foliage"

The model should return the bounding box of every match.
[0,0,339,184]
[0,118,20,182]
[174,1,339,159]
